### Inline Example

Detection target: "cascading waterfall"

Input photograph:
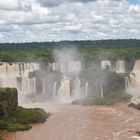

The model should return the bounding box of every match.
[100,82,104,99]
[72,77,81,98]
[85,81,88,97]
[49,61,82,74]
[116,60,125,73]
[125,77,131,91]
[0,62,40,102]
[68,61,81,74]
[129,60,140,88]
[59,63,68,74]
[101,60,111,70]
[126,60,140,99]
[49,59,87,101]
[0,61,88,103]
[53,81,57,98]
[0,62,40,76]
[58,75,71,101]
[42,79,46,95]
[49,63,59,71]
[52,77,88,101]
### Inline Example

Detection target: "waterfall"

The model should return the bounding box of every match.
[53,81,57,98]
[71,77,81,98]
[85,81,88,97]
[49,61,81,74]
[58,75,71,100]
[100,82,104,99]
[133,60,140,70]
[68,61,81,75]
[0,62,40,76]
[52,63,59,71]
[125,77,131,91]
[29,78,36,93]
[127,60,140,98]
[101,60,111,70]
[42,79,46,95]
[75,77,81,97]
[0,62,40,100]
[0,62,88,102]
[21,77,31,93]
[59,63,68,74]
[129,60,140,88]
[116,60,125,73]
[27,78,37,93]
[52,76,88,101]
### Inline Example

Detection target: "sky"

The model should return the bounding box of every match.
[0,0,140,43]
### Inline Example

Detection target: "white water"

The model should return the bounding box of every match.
[129,60,140,89]
[53,81,57,98]
[59,63,68,74]
[0,61,87,103]
[49,61,81,75]
[116,60,125,73]
[101,60,111,70]
[43,79,46,95]
[126,60,140,102]
[68,61,81,75]
[57,75,71,101]
[100,82,104,99]
[52,77,88,102]
[72,77,81,98]
[85,81,88,97]
[0,62,40,102]
[125,77,131,91]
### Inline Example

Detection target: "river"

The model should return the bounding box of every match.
[5,103,140,140]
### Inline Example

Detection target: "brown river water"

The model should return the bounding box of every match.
[5,103,140,140]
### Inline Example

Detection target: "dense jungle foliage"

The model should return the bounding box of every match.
[0,39,140,62]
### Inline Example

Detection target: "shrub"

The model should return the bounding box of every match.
[7,107,49,124]
[128,103,140,110]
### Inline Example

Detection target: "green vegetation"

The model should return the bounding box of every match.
[73,71,131,105]
[0,88,50,140]
[128,103,140,110]
[0,107,49,131]
[0,137,4,140]
[0,39,140,62]
[73,91,131,106]
[0,39,138,137]
[0,88,18,107]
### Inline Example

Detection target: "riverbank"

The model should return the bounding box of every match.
[0,106,50,140]
[5,103,140,140]
[0,88,50,140]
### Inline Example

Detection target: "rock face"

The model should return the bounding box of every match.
[0,88,18,117]
[0,101,7,117]
[130,60,140,87]
[103,72,125,93]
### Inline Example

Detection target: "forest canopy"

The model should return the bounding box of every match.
[0,39,140,62]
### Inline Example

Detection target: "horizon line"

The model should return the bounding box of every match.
[0,39,140,44]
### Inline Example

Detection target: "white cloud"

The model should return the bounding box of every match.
[0,0,140,42]
[128,4,140,13]
[0,0,33,11]
[0,0,19,10]
[37,0,96,7]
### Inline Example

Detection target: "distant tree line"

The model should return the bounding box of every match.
[0,39,140,62]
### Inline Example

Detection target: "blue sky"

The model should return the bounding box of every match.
[128,0,140,4]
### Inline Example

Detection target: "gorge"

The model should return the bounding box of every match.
[1,49,140,140]
[0,57,139,104]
